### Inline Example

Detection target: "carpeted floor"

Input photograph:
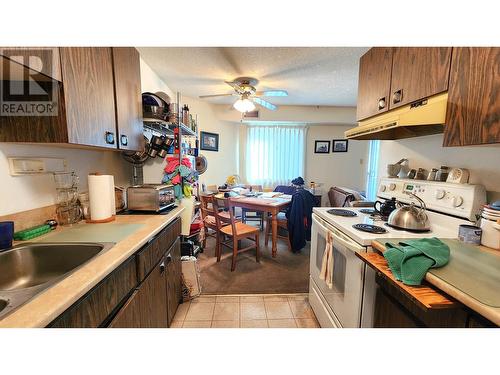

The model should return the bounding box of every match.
[197,232,310,295]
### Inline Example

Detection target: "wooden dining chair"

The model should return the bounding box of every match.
[213,198,261,272]
[241,184,264,230]
[265,212,291,252]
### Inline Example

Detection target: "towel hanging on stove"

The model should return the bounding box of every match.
[320,231,334,289]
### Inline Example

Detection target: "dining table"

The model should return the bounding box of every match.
[228,195,291,257]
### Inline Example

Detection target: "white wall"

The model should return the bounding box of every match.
[305,125,368,204]
[0,144,131,216]
[377,134,500,202]
[139,58,239,187]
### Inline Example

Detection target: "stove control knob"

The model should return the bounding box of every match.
[452,195,463,207]
[389,183,396,191]
[380,185,386,192]
[435,189,446,200]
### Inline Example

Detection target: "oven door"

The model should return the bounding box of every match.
[310,213,366,328]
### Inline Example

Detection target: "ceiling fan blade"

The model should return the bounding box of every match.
[252,97,277,111]
[225,80,240,89]
[255,90,288,97]
[199,93,236,98]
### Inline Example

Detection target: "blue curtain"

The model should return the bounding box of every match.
[365,140,380,201]
[246,125,306,187]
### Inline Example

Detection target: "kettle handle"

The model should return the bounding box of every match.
[374,200,382,214]
[404,191,427,212]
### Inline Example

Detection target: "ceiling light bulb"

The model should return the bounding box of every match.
[233,98,256,113]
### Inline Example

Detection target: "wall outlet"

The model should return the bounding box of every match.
[8,157,67,176]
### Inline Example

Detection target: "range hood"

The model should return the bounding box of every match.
[345,92,448,140]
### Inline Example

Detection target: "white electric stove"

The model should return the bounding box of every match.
[309,178,487,328]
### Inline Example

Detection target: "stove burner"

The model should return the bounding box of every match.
[327,209,357,217]
[352,223,388,234]
[359,209,376,215]
[385,223,431,233]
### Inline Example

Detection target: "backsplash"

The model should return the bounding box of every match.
[377,134,500,202]
[0,143,132,216]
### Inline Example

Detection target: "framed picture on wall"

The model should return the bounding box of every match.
[314,140,330,154]
[332,139,348,152]
[200,131,219,151]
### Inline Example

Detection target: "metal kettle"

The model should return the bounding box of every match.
[387,192,431,232]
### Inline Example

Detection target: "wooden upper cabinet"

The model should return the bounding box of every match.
[389,47,452,109]
[0,47,62,81]
[60,47,117,149]
[356,47,393,121]
[444,48,500,146]
[112,47,144,151]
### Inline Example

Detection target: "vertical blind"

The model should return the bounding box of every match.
[365,140,380,201]
[246,125,306,187]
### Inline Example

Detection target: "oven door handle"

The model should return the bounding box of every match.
[314,215,365,253]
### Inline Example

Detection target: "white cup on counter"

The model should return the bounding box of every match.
[480,218,500,250]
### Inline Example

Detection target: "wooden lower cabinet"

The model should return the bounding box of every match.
[109,257,168,328]
[166,238,182,326]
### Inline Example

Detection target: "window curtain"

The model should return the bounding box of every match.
[365,140,380,201]
[245,124,306,187]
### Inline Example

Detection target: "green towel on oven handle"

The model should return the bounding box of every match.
[383,237,450,286]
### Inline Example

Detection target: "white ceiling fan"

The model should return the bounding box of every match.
[199,77,288,112]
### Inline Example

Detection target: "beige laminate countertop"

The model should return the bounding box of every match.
[0,207,183,328]
[372,239,500,326]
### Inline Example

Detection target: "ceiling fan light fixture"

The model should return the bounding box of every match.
[233,98,256,113]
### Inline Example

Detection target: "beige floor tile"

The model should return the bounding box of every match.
[183,320,212,328]
[216,296,240,303]
[295,318,320,328]
[287,294,308,302]
[172,301,190,322]
[268,319,297,328]
[263,295,289,302]
[240,295,264,303]
[211,320,239,328]
[241,320,269,328]
[213,302,240,321]
[191,296,216,303]
[241,302,267,320]
[185,302,215,321]
[170,320,183,328]
[289,300,316,319]
[264,301,294,319]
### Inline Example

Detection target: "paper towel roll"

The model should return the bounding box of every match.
[107,175,116,215]
[88,174,114,221]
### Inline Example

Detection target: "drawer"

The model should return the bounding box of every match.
[49,256,137,328]
[136,218,181,282]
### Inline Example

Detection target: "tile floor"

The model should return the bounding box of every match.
[171,293,320,328]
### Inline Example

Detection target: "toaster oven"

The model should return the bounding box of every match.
[126,184,175,212]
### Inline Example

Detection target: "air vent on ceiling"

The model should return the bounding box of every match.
[243,110,259,119]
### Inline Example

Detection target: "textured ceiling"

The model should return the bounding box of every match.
[137,47,370,107]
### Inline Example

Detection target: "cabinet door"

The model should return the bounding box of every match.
[112,47,144,151]
[166,238,182,326]
[390,47,452,109]
[0,47,62,81]
[443,47,500,146]
[60,47,117,148]
[356,47,393,121]
[110,258,168,328]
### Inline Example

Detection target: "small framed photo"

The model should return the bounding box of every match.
[314,140,330,154]
[200,131,219,152]
[332,139,348,153]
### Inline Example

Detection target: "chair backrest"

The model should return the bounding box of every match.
[199,194,216,225]
[206,184,218,193]
[328,187,355,207]
[212,197,238,235]
[274,185,297,195]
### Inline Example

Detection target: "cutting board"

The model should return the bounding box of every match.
[378,238,500,308]
[38,222,144,243]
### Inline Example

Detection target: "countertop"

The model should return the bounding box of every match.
[372,239,500,326]
[0,207,184,328]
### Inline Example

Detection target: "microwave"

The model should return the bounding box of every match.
[126,184,175,212]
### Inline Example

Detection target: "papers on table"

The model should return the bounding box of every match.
[261,192,283,198]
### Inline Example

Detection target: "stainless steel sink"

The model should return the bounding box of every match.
[0,242,114,320]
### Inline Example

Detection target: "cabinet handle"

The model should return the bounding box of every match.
[392,89,403,104]
[120,134,128,146]
[159,261,166,273]
[378,97,386,110]
[166,254,172,265]
[105,131,115,145]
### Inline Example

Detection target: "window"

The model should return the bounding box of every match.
[246,124,306,187]
[365,140,380,201]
